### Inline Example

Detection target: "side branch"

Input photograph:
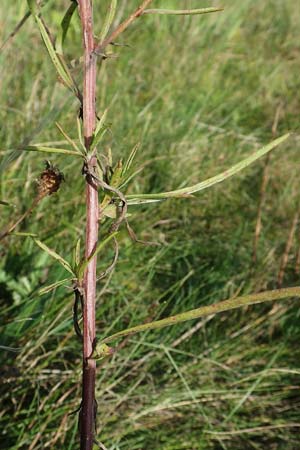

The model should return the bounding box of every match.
[94,0,153,56]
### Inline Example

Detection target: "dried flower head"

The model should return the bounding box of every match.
[37,161,64,198]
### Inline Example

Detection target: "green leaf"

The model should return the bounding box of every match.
[55,122,81,153]
[122,143,140,175]
[56,0,78,55]
[77,116,86,153]
[73,238,81,268]
[99,0,118,43]
[126,133,290,201]
[20,145,82,156]
[77,232,118,281]
[143,7,224,16]
[99,286,300,345]
[32,13,78,96]
[91,109,108,150]
[10,232,38,237]
[33,238,75,275]
[39,277,73,295]
[93,343,114,360]
[26,0,38,14]
[127,198,161,206]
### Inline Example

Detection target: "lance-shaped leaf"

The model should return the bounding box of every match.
[76,116,86,153]
[126,133,290,201]
[73,238,82,268]
[122,143,140,175]
[99,0,118,43]
[143,7,224,16]
[90,109,108,151]
[27,1,78,96]
[55,122,81,153]
[27,0,38,14]
[39,277,73,296]
[33,238,75,275]
[56,0,78,55]
[10,232,37,237]
[97,286,300,349]
[19,145,82,156]
[35,15,77,93]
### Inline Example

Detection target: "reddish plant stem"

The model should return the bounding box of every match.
[77,1,98,449]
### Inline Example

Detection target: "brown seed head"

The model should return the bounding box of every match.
[37,161,64,198]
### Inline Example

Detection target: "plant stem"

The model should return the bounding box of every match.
[77,1,98,449]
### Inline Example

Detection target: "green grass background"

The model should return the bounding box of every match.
[1,1,300,448]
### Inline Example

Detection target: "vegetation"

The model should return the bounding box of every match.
[1,0,299,449]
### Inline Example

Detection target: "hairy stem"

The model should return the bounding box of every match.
[77,0,98,449]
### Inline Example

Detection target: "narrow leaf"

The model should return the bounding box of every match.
[127,198,161,206]
[77,232,118,281]
[55,122,81,153]
[126,134,290,201]
[33,238,75,275]
[56,0,78,55]
[39,277,73,295]
[26,0,38,14]
[143,7,223,16]
[100,286,300,346]
[33,13,77,95]
[21,145,82,156]
[99,0,118,43]
[91,109,108,150]
[122,143,140,175]
[10,232,37,237]
[73,238,81,268]
[77,116,86,152]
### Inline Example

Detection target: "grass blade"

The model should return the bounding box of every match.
[10,232,37,237]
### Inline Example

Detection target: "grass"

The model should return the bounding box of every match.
[1,0,300,448]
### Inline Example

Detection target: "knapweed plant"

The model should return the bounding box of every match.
[1,1,298,449]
